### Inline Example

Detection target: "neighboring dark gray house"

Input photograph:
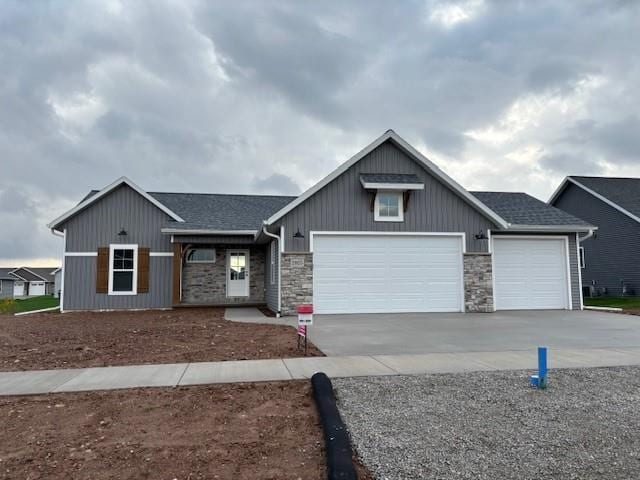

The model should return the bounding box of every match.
[0,267,57,299]
[48,130,593,314]
[550,176,639,297]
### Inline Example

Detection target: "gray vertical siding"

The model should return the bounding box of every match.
[492,231,582,310]
[0,279,13,299]
[62,185,172,252]
[264,240,279,312]
[279,140,497,253]
[63,256,173,310]
[553,182,640,297]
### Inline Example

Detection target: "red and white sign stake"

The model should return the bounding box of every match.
[297,304,313,354]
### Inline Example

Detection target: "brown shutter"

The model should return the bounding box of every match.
[137,247,150,293]
[96,247,109,293]
[172,243,182,304]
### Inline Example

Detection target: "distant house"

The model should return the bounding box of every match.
[48,130,593,314]
[0,267,58,299]
[549,176,638,297]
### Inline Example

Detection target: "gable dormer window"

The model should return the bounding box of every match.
[375,192,404,222]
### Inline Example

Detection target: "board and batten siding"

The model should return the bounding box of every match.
[58,184,174,310]
[491,231,582,310]
[277,140,497,253]
[63,256,173,310]
[553,182,640,297]
[264,240,279,312]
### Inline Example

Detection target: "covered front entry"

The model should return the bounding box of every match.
[492,236,571,310]
[312,233,464,314]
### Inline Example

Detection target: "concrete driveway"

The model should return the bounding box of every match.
[306,310,640,356]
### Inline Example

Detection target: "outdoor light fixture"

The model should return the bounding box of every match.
[293,229,304,239]
[118,228,128,237]
[474,230,488,240]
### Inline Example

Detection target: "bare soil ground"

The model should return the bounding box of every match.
[0,381,372,480]
[0,308,323,372]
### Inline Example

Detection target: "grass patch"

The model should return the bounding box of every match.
[584,297,640,310]
[13,296,59,313]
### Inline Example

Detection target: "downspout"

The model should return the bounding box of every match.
[51,228,65,313]
[262,225,282,317]
[579,229,595,243]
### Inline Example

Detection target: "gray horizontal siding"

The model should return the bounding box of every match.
[492,231,581,310]
[63,256,172,310]
[278,140,497,253]
[265,241,279,312]
[62,184,172,252]
[0,279,13,299]
[553,182,640,297]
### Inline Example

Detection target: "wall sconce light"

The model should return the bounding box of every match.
[118,228,128,237]
[293,229,304,239]
[474,230,488,240]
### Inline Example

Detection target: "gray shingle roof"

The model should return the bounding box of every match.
[0,268,56,282]
[471,191,594,227]
[149,192,296,231]
[360,173,422,184]
[0,268,16,281]
[570,176,640,218]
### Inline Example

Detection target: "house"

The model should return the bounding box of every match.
[48,130,594,314]
[549,176,640,297]
[0,267,57,299]
[52,268,62,298]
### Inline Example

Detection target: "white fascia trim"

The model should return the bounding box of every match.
[491,234,573,310]
[162,228,257,235]
[549,177,640,225]
[309,231,467,253]
[108,244,138,296]
[47,176,184,230]
[65,252,99,257]
[360,181,425,190]
[9,267,48,282]
[8,272,28,281]
[149,252,174,257]
[265,130,509,229]
[504,224,597,233]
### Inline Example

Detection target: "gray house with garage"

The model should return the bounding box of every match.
[550,176,640,297]
[48,130,594,314]
[0,267,57,299]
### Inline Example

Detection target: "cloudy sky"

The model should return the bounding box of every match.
[1,0,639,266]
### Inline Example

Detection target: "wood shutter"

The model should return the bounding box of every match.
[96,247,109,293]
[137,247,150,293]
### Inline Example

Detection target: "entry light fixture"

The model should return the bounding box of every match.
[118,228,128,237]
[293,229,304,239]
[474,230,488,240]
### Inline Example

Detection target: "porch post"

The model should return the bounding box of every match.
[172,242,182,304]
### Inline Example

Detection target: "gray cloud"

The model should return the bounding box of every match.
[0,0,639,263]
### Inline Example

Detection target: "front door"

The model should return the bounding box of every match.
[227,250,250,297]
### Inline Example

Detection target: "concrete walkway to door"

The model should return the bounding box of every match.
[300,310,640,356]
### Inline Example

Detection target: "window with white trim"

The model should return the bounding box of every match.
[186,248,216,263]
[374,192,403,222]
[579,246,585,269]
[109,244,138,295]
[270,241,277,285]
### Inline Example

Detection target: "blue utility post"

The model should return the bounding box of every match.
[530,347,548,389]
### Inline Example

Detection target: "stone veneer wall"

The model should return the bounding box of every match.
[181,246,265,304]
[281,253,313,315]
[463,253,494,313]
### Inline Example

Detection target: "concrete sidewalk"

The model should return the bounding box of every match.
[3,346,640,396]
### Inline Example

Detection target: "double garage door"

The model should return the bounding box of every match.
[312,234,572,314]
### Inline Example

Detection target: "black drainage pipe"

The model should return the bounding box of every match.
[311,372,358,480]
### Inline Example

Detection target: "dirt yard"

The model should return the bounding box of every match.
[0,308,323,371]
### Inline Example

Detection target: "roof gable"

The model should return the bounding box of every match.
[549,176,640,224]
[9,267,48,282]
[48,177,184,231]
[265,130,509,228]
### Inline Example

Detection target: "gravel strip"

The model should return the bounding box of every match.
[334,367,640,480]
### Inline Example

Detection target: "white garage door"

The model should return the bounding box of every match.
[312,234,464,314]
[29,282,46,296]
[492,237,570,310]
[13,281,25,297]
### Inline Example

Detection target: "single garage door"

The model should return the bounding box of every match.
[492,237,570,310]
[313,234,464,314]
[29,282,46,296]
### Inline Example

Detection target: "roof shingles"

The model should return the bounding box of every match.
[570,176,640,218]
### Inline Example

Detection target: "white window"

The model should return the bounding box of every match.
[579,246,585,269]
[270,241,277,285]
[186,248,216,263]
[374,192,404,222]
[108,244,138,295]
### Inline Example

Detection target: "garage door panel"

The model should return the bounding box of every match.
[493,237,569,311]
[313,234,463,314]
